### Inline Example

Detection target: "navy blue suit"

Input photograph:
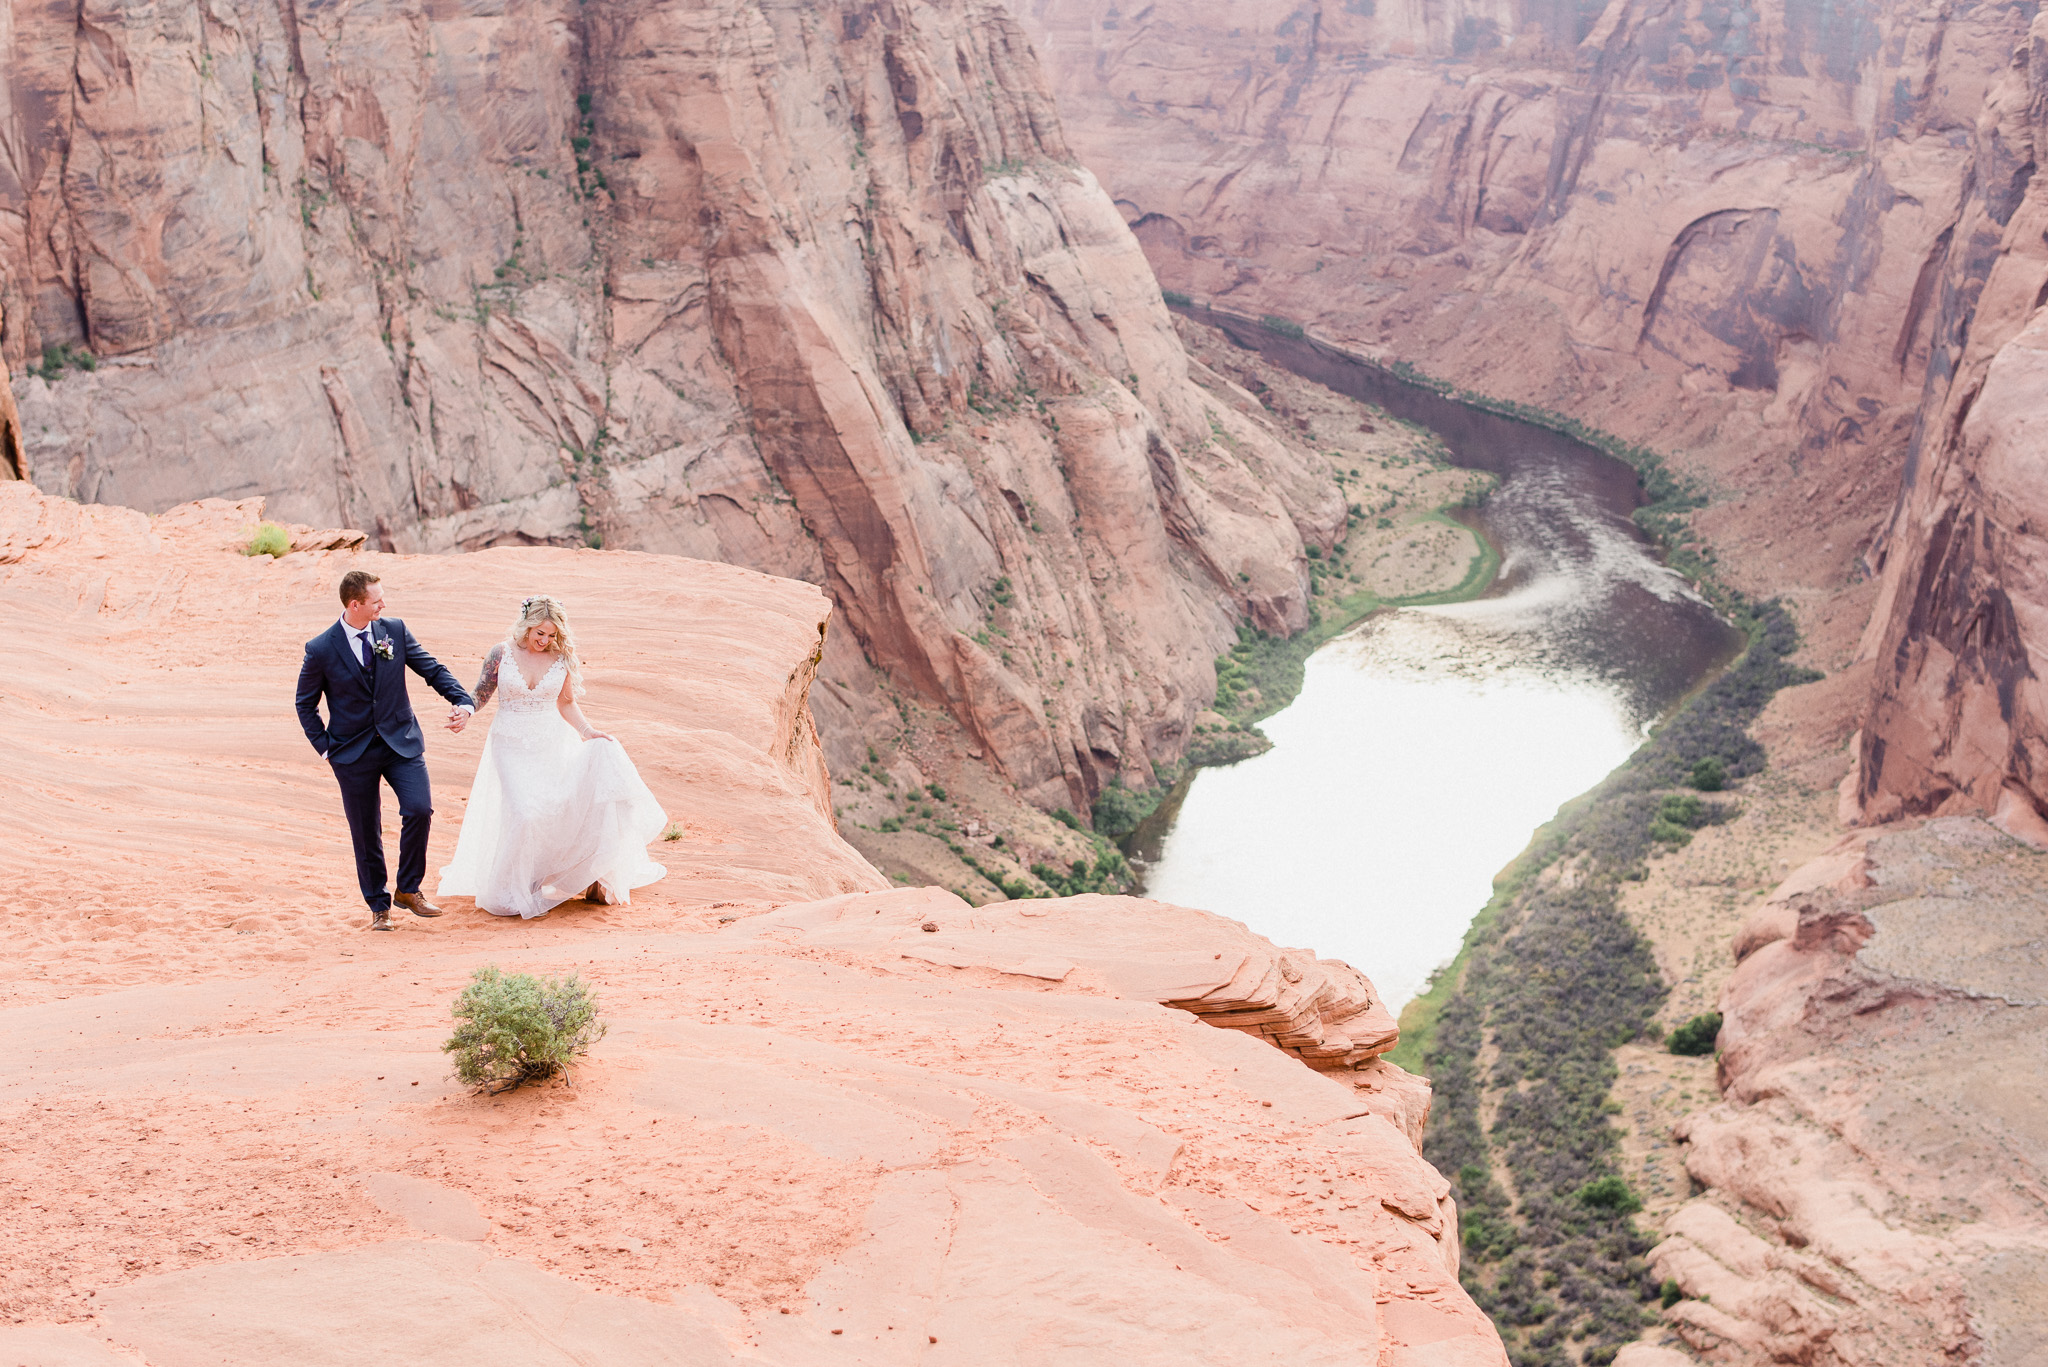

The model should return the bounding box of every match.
[296,617,474,910]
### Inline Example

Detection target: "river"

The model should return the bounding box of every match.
[1133,310,1744,1009]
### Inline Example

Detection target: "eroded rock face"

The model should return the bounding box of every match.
[0,306,20,479]
[1654,819,2048,1364]
[1018,0,2048,840]
[1,0,1341,810]
[1012,0,2022,611]
[1850,14,2048,842]
[0,483,1502,1365]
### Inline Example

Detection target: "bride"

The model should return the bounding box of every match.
[439,595,668,919]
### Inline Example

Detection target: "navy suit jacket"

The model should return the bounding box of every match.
[296,617,474,765]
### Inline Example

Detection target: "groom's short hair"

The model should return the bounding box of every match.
[339,570,381,607]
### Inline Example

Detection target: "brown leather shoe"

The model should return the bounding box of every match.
[370,908,393,931]
[395,891,444,918]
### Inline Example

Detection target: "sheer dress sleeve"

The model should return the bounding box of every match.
[471,643,504,712]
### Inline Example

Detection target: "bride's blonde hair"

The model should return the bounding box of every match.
[508,595,584,698]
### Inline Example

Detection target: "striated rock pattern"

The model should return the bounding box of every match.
[1851,13,2048,843]
[1,0,1343,811]
[0,483,1503,1365]
[1653,818,2048,1364]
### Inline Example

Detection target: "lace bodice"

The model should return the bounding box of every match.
[497,650,567,715]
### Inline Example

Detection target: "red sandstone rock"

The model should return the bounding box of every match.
[1013,0,2017,601]
[0,483,1502,1365]
[1017,0,2048,842]
[1,0,1343,810]
[1849,17,2048,840]
[1654,819,2048,1364]
[0,306,20,481]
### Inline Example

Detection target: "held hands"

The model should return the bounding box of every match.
[447,705,471,733]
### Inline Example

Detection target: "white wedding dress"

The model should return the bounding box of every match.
[437,648,668,918]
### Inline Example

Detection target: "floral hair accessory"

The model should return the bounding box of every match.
[521,596,537,609]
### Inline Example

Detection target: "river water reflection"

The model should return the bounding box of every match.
[1135,313,1744,1010]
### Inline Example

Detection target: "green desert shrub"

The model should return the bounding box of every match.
[1091,779,1155,838]
[443,966,607,1094]
[1660,1278,1684,1309]
[244,522,292,558]
[1574,1175,1643,1215]
[1649,793,1713,845]
[1658,793,1705,827]
[1666,1011,1723,1057]
[1648,816,1693,846]
[34,342,96,380]
[1689,756,1727,791]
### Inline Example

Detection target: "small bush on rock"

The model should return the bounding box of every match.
[443,966,607,1094]
[1666,1012,1722,1057]
[244,522,291,558]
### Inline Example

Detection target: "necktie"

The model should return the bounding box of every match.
[356,631,374,673]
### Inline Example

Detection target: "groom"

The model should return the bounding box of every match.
[296,570,475,930]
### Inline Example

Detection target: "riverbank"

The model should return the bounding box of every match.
[1386,598,1818,1365]
[838,313,1507,895]
[1173,315,1500,735]
[1154,304,1873,1364]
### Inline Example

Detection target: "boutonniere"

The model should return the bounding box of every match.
[371,635,395,661]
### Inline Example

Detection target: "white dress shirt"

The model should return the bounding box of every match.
[339,616,375,665]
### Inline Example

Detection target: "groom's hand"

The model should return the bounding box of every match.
[447,705,471,733]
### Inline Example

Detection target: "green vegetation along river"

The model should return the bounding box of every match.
[1137,310,1743,1009]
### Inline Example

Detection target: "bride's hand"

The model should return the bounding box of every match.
[581,729,615,743]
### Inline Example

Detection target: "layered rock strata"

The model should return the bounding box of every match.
[0,485,1503,1365]
[738,887,1431,1141]
[1650,818,2048,1364]
[2,0,1345,810]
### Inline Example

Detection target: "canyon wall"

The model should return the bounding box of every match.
[1012,0,2021,594]
[1015,0,2048,835]
[1851,12,2048,841]
[1653,819,2048,1363]
[0,306,19,478]
[1,0,1343,811]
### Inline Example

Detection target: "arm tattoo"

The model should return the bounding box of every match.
[471,643,503,712]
